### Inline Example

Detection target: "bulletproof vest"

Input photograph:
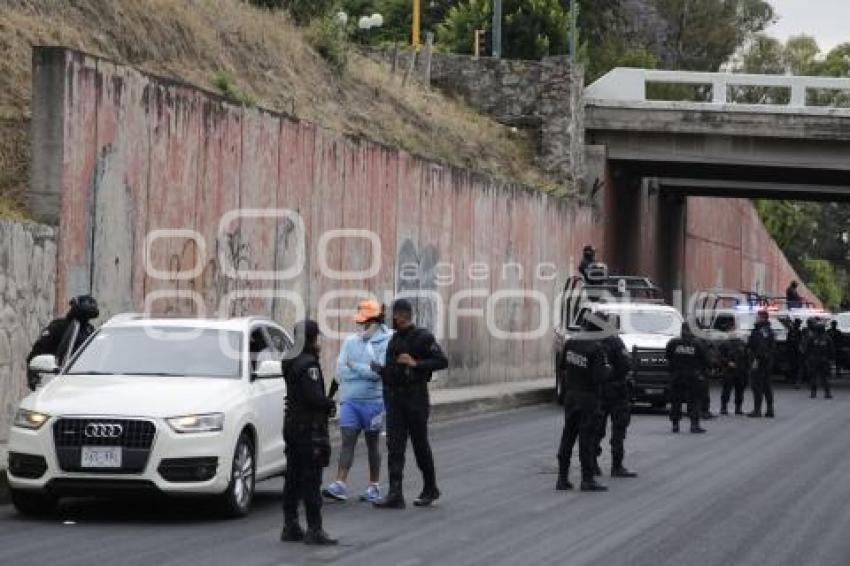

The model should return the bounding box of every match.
[563,338,606,393]
[669,338,702,374]
[810,335,830,359]
[751,325,775,358]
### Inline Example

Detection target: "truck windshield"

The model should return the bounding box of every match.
[64,326,243,379]
[618,311,681,335]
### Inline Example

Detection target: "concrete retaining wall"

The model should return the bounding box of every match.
[0,219,57,442]
[31,47,603,388]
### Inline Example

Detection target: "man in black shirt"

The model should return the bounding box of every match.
[596,314,638,478]
[748,310,777,418]
[373,299,448,509]
[578,245,596,280]
[786,318,803,385]
[717,315,749,416]
[806,321,834,399]
[281,320,337,546]
[557,314,610,492]
[26,295,99,390]
[828,320,843,378]
[666,322,708,434]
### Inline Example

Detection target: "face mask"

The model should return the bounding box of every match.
[358,323,379,339]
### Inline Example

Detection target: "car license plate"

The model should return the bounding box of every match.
[81,446,122,468]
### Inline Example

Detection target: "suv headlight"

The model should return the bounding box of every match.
[166,413,225,434]
[14,409,50,430]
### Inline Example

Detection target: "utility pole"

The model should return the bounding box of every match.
[412,0,421,49]
[492,0,502,59]
[569,0,579,62]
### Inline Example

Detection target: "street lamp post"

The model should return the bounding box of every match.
[492,0,502,59]
[413,0,421,48]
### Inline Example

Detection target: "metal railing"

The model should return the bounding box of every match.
[585,67,850,108]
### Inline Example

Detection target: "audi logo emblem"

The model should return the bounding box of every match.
[84,423,124,438]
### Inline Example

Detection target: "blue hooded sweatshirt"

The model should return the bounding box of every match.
[335,325,391,402]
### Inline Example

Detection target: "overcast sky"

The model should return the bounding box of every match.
[767,0,850,51]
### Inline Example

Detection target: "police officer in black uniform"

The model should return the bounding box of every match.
[578,245,596,280]
[26,294,99,390]
[595,314,638,478]
[666,322,708,434]
[828,320,843,378]
[747,310,777,418]
[796,318,816,389]
[373,299,448,509]
[786,318,803,385]
[717,315,749,416]
[805,321,834,399]
[280,319,337,546]
[556,313,610,492]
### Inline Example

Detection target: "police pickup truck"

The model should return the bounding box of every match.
[553,265,683,407]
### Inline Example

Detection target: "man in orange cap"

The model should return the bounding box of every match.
[322,299,390,503]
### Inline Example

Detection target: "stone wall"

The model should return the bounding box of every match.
[364,49,580,186]
[0,219,57,442]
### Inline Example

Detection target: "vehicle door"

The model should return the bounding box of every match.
[247,324,287,475]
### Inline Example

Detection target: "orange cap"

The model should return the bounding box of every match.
[354,300,382,323]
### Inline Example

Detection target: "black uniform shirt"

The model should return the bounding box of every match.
[666,336,707,375]
[562,337,610,393]
[748,322,777,361]
[381,325,448,389]
[282,352,331,427]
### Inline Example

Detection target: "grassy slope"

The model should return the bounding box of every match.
[0,0,556,219]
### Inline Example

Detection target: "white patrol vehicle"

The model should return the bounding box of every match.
[553,264,683,406]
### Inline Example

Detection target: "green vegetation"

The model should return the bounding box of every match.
[211,72,257,107]
[251,0,336,25]
[438,0,570,61]
[305,14,350,71]
[745,37,850,308]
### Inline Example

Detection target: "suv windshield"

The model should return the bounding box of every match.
[65,326,243,379]
[616,311,681,335]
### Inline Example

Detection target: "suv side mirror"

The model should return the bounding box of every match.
[29,354,59,375]
[253,359,282,380]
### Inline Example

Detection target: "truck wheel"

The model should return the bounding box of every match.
[10,489,57,517]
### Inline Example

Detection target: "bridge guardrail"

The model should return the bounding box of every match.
[586,67,850,109]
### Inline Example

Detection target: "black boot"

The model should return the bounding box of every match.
[611,466,638,478]
[304,529,338,546]
[690,424,707,434]
[764,407,775,418]
[373,483,406,509]
[580,478,608,492]
[413,486,441,507]
[555,472,574,491]
[671,421,680,434]
[747,409,762,418]
[734,404,744,415]
[280,523,305,542]
[811,390,817,399]
[720,405,729,415]
[826,392,833,399]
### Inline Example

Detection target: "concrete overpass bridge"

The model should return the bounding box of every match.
[584,68,850,296]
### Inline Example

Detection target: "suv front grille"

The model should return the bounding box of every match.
[53,418,156,474]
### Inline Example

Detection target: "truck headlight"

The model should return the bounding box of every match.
[13,409,50,430]
[166,413,225,434]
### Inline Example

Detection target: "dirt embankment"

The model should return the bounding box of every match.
[0,0,554,218]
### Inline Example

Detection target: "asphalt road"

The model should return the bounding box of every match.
[2,383,850,566]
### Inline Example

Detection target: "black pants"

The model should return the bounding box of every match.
[720,369,747,411]
[596,398,631,469]
[282,434,323,530]
[810,360,832,397]
[669,374,700,426]
[558,391,600,481]
[750,360,774,413]
[385,387,436,491]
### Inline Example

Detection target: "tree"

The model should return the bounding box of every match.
[437,0,570,60]
[653,0,775,71]
[255,0,335,25]
[339,0,459,45]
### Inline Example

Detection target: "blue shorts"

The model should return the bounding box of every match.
[339,400,385,432]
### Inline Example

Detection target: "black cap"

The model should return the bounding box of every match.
[294,319,320,344]
[391,298,413,315]
[68,294,99,321]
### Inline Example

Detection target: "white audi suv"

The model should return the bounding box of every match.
[6,315,291,517]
